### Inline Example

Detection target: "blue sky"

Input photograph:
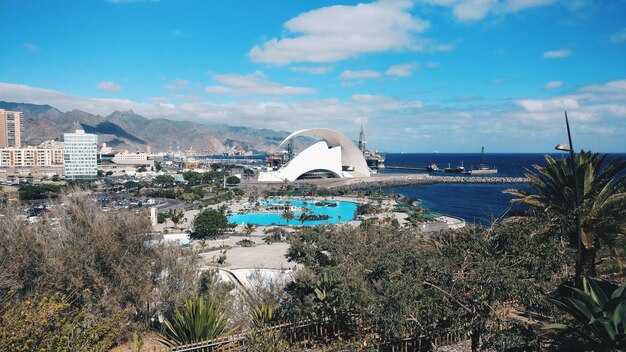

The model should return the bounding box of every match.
[1,0,625,152]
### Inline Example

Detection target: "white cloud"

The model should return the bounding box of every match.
[22,43,40,52]
[426,61,440,68]
[205,71,314,96]
[204,86,232,94]
[611,28,626,43]
[515,97,579,112]
[165,79,190,90]
[385,62,419,77]
[420,0,557,21]
[453,0,494,21]
[544,80,563,90]
[291,66,333,74]
[339,70,381,80]
[97,81,122,92]
[543,49,571,59]
[249,0,430,64]
[2,79,624,152]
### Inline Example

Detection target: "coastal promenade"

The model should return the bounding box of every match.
[304,173,529,190]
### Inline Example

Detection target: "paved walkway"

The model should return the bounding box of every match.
[199,242,293,270]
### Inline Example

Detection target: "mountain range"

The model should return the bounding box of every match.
[0,101,299,154]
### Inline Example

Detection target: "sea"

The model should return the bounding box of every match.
[380,153,625,226]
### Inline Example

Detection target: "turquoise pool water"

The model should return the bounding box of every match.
[228,199,357,226]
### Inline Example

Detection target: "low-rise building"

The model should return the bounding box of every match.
[0,146,64,167]
[111,151,155,167]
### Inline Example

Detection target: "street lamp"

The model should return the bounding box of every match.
[554,111,582,286]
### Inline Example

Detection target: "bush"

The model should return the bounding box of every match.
[0,191,199,344]
[236,239,255,247]
[158,296,237,347]
[226,176,241,185]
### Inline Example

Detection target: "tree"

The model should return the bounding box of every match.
[298,205,312,226]
[281,208,295,226]
[244,223,258,237]
[505,151,626,278]
[283,220,565,351]
[183,171,202,186]
[157,212,167,224]
[192,208,230,240]
[226,176,240,186]
[18,184,62,201]
[169,209,184,227]
[123,180,142,192]
[153,175,175,188]
[158,296,236,347]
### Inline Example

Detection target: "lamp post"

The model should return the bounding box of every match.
[554,111,582,286]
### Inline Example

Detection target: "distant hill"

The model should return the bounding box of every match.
[0,101,304,153]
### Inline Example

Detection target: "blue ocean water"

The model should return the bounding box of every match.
[382,153,625,225]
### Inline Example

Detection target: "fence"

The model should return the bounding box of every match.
[152,317,473,352]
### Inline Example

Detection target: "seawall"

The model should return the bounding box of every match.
[309,174,529,190]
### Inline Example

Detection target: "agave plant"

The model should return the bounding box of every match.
[158,296,237,347]
[545,276,626,351]
[251,303,277,327]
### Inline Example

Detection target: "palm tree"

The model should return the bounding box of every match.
[281,208,295,226]
[298,205,311,226]
[158,296,237,347]
[244,223,258,237]
[505,151,626,278]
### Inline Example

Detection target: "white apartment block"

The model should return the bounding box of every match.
[0,147,64,167]
[64,130,98,180]
[0,109,23,148]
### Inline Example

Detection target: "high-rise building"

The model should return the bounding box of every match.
[0,109,23,148]
[63,129,98,179]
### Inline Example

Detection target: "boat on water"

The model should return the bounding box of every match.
[427,163,439,171]
[427,163,440,171]
[462,147,497,175]
[444,161,465,173]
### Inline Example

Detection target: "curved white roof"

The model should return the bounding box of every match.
[280,128,370,177]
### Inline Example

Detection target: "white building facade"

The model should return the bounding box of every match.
[64,130,98,179]
[111,151,155,166]
[258,128,370,182]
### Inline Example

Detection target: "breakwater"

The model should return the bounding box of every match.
[312,174,528,190]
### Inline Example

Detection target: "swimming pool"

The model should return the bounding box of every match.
[228,199,357,226]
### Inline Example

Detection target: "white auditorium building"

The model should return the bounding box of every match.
[258,128,370,182]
